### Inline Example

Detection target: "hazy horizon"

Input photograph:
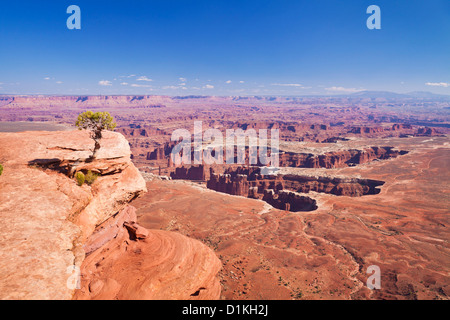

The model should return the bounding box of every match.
[1,90,449,98]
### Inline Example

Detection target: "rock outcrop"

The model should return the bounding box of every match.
[414,127,440,136]
[0,130,221,300]
[207,166,385,198]
[171,164,208,181]
[74,205,221,300]
[207,173,250,197]
[205,166,385,211]
[262,189,318,212]
[279,147,408,169]
[348,126,385,135]
[0,130,146,299]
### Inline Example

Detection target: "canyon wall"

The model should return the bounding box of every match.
[154,144,408,173]
[207,167,385,197]
[262,189,318,212]
[206,166,385,211]
[279,146,408,169]
[0,130,220,299]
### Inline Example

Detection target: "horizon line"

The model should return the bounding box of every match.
[1,90,449,98]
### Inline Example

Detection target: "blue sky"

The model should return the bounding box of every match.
[0,0,449,95]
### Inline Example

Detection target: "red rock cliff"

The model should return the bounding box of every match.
[0,130,221,300]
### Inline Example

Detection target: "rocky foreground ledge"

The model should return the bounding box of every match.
[0,130,221,299]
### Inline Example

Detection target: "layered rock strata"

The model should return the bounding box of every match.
[0,130,221,300]
[206,166,385,211]
[278,147,408,169]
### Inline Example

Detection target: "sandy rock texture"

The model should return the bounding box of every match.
[73,205,221,300]
[0,129,223,300]
[0,130,140,299]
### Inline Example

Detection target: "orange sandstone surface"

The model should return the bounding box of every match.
[0,130,221,300]
[73,205,221,300]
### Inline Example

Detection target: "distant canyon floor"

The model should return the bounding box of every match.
[132,136,450,300]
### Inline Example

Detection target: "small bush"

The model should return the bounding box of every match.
[85,170,99,185]
[75,172,85,186]
[0,164,3,176]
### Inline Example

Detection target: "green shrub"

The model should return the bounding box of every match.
[85,170,99,185]
[75,172,85,186]
[75,111,117,159]
[0,164,3,176]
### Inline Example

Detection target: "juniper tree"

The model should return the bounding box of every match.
[75,111,117,159]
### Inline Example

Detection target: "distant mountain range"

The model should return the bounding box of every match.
[350,90,450,100]
[1,90,449,101]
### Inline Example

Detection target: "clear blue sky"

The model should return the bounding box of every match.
[0,0,449,95]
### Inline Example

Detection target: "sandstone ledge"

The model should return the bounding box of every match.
[0,130,221,300]
[74,205,221,300]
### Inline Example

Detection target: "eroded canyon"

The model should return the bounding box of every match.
[0,94,448,300]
